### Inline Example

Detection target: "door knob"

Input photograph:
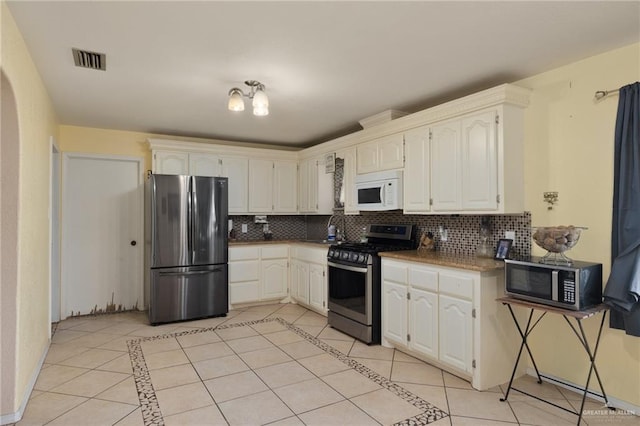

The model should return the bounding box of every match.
[130,240,137,246]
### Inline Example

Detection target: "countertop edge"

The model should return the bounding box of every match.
[379,251,504,272]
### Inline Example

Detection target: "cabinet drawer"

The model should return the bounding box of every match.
[409,266,438,292]
[261,245,289,259]
[439,273,474,299]
[229,246,260,261]
[229,260,260,282]
[292,245,327,264]
[383,261,407,283]
[229,281,260,304]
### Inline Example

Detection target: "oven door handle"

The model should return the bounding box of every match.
[327,261,368,273]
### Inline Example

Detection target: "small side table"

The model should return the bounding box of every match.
[496,296,611,425]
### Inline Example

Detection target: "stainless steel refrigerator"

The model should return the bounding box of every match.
[148,174,228,325]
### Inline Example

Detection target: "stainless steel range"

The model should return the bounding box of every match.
[327,224,415,344]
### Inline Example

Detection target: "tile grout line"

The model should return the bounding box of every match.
[127,316,450,426]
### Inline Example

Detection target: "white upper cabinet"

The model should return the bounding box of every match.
[356,134,404,174]
[298,157,333,215]
[249,159,298,213]
[248,159,275,212]
[336,147,359,215]
[274,161,298,213]
[403,126,431,213]
[461,111,498,210]
[154,151,189,175]
[431,119,463,211]
[188,153,221,177]
[220,157,248,213]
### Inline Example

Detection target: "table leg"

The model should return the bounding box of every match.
[500,306,546,401]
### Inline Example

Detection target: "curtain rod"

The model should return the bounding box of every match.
[594,89,620,100]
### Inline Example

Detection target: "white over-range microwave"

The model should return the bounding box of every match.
[355,170,403,211]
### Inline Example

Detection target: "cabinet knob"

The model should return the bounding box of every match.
[130,240,137,246]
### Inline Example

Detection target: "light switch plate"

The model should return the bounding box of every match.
[242,224,248,233]
[505,231,516,241]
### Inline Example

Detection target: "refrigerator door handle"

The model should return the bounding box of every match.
[158,268,224,276]
[188,177,194,264]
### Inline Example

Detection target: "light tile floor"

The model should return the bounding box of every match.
[14,303,636,426]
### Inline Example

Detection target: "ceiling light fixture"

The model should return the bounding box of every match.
[228,80,269,116]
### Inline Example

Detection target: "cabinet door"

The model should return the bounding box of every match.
[382,281,408,346]
[274,161,298,213]
[337,147,359,215]
[409,288,438,359]
[356,141,379,174]
[431,121,462,211]
[189,153,220,177]
[403,126,431,213]
[154,151,189,175]
[261,259,288,300]
[221,157,248,213]
[307,160,319,212]
[461,111,498,211]
[290,260,307,304]
[439,294,473,372]
[377,134,404,171]
[309,263,326,313]
[298,160,310,213]
[248,159,274,212]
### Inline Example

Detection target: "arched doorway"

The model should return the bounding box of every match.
[1,70,20,416]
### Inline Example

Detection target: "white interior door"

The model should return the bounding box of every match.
[61,153,143,318]
[50,140,61,322]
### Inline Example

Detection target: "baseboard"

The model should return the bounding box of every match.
[0,342,49,425]
[526,368,639,416]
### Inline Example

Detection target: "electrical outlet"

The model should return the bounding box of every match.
[505,231,516,241]
[242,224,248,233]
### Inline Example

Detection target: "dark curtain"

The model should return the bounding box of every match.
[604,82,640,336]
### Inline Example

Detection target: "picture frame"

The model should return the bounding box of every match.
[324,152,336,173]
[494,238,513,260]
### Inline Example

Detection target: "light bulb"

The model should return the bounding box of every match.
[252,88,269,109]
[227,89,245,112]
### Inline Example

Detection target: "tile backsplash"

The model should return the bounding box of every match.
[230,211,531,258]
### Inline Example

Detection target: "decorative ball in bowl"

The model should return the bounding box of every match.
[532,226,582,253]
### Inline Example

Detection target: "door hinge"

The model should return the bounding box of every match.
[429,129,433,140]
[429,198,433,206]
[218,158,223,165]
[472,359,476,368]
[407,292,411,300]
[496,194,501,204]
[472,308,476,319]
[323,301,325,308]
[323,271,325,277]
[407,334,411,342]
[495,114,500,125]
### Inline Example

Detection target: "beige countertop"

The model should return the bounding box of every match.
[379,250,505,272]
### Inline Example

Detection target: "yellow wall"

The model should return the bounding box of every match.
[516,42,640,407]
[1,1,59,416]
[58,126,153,170]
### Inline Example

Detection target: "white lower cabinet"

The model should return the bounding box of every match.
[229,245,289,305]
[439,294,473,372]
[290,245,328,315]
[382,257,519,390]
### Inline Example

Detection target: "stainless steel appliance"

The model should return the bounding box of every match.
[504,258,602,310]
[327,224,415,343]
[355,170,403,211]
[148,174,228,324]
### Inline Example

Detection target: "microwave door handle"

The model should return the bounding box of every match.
[551,270,559,302]
[379,185,385,204]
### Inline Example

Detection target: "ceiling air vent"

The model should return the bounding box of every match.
[72,48,106,71]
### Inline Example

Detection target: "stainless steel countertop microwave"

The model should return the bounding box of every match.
[504,258,603,311]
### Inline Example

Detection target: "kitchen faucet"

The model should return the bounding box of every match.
[327,214,346,241]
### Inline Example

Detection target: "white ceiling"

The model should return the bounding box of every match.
[6,1,640,148]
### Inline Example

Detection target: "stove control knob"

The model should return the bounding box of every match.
[358,253,366,263]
